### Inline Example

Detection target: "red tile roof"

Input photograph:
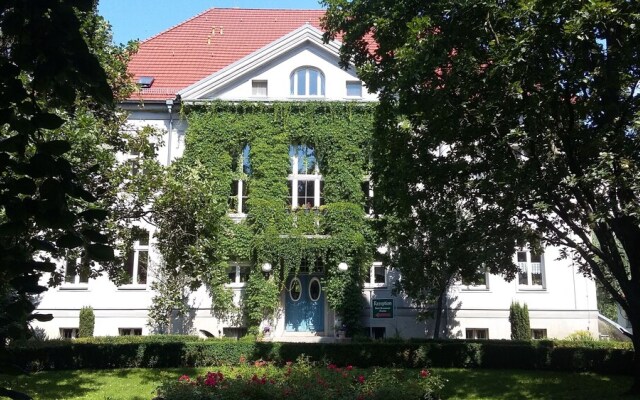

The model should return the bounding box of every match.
[128,8,328,101]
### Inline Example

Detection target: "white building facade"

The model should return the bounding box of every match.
[33,8,598,341]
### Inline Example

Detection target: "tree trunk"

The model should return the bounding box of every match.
[433,292,444,339]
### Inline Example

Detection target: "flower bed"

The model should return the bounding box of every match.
[155,356,445,400]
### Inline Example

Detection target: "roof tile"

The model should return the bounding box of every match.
[128,8,327,101]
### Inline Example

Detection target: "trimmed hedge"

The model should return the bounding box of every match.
[9,338,634,375]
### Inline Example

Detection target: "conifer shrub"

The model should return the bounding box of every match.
[78,306,95,338]
[509,302,531,340]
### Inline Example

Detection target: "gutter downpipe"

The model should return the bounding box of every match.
[165,99,174,166]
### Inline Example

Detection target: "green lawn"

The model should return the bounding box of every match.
[0,367,635,400]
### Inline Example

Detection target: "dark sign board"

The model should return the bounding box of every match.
[372,298,394,318]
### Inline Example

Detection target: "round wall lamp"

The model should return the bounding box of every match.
[261,262,272,272]
[338,262,349,272]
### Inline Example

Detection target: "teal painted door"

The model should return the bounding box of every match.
[285,275,324,332]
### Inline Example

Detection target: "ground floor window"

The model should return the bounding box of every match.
[223,327,248,340]
[531,329,547,339]
[361,326,386,339]
[119,328,142,336]
[466,328,489,340]
[60,328,79,339]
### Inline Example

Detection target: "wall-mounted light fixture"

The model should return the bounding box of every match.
[338,262,349,272]
[261,262,272,272]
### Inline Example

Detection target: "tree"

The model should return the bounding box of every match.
[323,0,640,392]
[509,302,531,341]
[0,2,157,398]
[151,161,234,329]
[78,306,95,338]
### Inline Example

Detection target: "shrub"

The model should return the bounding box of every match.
[156,356,445,400]
[509,302,531,340]
[78,306,95,338]
[8,337,634,375]
[565,330,595,342]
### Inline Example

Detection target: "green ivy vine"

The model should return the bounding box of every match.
[158,101,377,335]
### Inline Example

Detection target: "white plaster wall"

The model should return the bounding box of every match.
[204,43,377,102]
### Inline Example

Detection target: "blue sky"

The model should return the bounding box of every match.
[98,0,324,45]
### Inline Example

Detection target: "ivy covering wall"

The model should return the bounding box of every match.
[153,101,377,335]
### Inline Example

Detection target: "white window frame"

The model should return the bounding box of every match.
[460,269,490,291]
[362,176,374,215]
[61,257,89,289]
[226,262,250,288]
[251,80,268,97]
[365,262,387,288]
[60,328,79,339]
[346,80,363,97]
[120,229,150,289]
[119,328,142,336]
[288,144,323,209]
[290,67,325,97]
[465,328,489,340]
[516,249,545,290]
[230,145,250,216]
[531,328,547,340]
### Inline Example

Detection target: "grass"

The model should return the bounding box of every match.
[0,367,635,400]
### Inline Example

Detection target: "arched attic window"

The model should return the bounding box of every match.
[290,67,325,97]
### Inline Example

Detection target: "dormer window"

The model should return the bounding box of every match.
[290,67,325,97]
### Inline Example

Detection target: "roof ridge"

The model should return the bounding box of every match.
[139,8,325,44]
[205,7,324,11]
[139,7,216,44]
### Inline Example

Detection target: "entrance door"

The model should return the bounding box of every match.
[285,275,324,332]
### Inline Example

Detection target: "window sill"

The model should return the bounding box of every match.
[117,285,148,291]
[288,96,326,100]
[228,212,247,222]
[460,287,490,292]
[364,283,387,289]
[517,286,546,292]
[225,283,248,289]
[59,285,89,291]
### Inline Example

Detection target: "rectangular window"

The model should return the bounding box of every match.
[229,180,248,214]
[346,81,362,97]
[371,327,386,339]
[361,180,373,214]
[288,144,322,209]
[229,145,250,215]
[123,229,149,286]
[119,328,142,336]
[531,329,547,340]
[374,264,386,284]
[60,328,79,339]
[223,327,248,340]
[466,328,489,340]
[251,80,267,96]
[227,263,249,286]
[461,268,489,290]
[366,262,387,286]
[517,249,545,289]
[297,180,315,208]
[63,257,89,286]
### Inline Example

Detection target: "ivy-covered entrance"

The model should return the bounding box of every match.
[285,275,324,332]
